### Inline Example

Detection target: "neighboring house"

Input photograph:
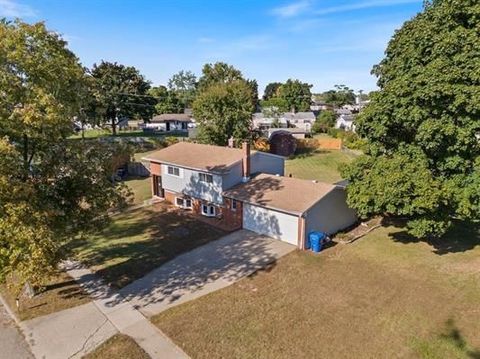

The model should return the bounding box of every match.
[144,114,193,132]
[253,111,315,134]
[144,142,357,249]
[335,114,356,131]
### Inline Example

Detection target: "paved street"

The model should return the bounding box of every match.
[0,302,33,359]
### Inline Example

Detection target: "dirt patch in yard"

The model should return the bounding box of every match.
[152,224,480,359]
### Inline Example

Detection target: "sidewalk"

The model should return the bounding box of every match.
[62,260,188,359]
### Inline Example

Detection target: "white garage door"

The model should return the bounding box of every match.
[243,203,298,246]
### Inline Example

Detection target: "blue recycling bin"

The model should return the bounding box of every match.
[309,232,326,253]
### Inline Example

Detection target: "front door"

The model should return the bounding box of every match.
[166,122,170,131]
[153,175,164,198]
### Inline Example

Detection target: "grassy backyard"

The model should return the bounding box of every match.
[285,149,358,183]
[70,203,227,288]
[152,221,480,359]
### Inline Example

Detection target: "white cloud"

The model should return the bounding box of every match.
[0,0,36,17]
[271,0,311,18]
[315,0,421,16]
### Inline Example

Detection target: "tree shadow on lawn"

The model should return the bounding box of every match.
[69,206,228,289]
[387,218,480,255]
[290,147,329,159]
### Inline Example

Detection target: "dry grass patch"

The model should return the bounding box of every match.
[69,203,227,288]
[0,271,89,321]
[152,222,480,359]
[84,334,149,359]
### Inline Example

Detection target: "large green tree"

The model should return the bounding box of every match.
[342,0,480,238]
[312,110,336,133]
[0,20,128,287]
[90,61,154,134]
[148,86,183,115]
[277,79,312,112]
[322,85,355,108]
[197,62,244,90]
[168,70,197,109]
[193,80,255,146]
[263,82,283,100]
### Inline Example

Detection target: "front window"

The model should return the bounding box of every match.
[201,204,216,217]
[231,199,238,211]
[167,166,181,177]
[199,173,213,183]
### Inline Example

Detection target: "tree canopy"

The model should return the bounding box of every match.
[322,85,355,108]
[342,0,480,238]
[263,82,283,100]
[0,20,128,287]
[148,85,183,115]
[197,62,244,90]
[168,70,197,109]
[89,61,154,134]
[193,80,255,146]
[277,79,312,112]
[312,110,336,133]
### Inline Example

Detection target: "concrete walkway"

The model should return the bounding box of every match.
[0,302,33,359]
[119,230,296,317]
[62,260,189,359]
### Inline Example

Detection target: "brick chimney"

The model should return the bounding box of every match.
[242,141,251,182]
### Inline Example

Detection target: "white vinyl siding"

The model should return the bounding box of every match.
[243,204,298,245]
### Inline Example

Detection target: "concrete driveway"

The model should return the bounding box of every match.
[119,230,296,317]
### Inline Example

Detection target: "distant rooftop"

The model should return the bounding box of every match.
[151,114,192,123]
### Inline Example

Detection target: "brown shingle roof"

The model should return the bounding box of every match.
[143,142,248,173]
[223,173,335,215]
[151,114,192,123]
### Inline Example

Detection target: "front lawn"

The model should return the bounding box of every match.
[70,203,227,288]
[285,149,358,183]
[84,334,149,359]
[0,271,90,321]
[125,176,151,205]
[152,221,480,359]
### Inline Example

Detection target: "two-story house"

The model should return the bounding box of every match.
[144,142,356,249]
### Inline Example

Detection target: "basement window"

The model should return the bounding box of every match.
[201,204,216,217]
[175,197,192,209]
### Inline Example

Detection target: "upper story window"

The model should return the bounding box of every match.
[167,166,181,177]
[199,173,213,183]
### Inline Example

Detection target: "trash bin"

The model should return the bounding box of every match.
[309,232,326,253]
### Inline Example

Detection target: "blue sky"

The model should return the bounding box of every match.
[1,0,423,94]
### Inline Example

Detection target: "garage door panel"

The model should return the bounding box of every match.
[243,204,298,245]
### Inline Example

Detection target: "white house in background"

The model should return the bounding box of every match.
[253,111,315,133]
[335,114,356,131]
[143,114,194,132]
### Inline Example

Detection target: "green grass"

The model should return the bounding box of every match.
[125,176,151,205]
[152,221,480,359]
[70,128,188,140]
[69,203,227,288]
[84,334,149,359]
[285,149,358,183]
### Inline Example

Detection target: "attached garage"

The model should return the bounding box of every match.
[242,203,298,245]
[224,173,357,249]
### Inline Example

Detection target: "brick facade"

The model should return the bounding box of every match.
[164,190,243,231]
[150,162,162,176]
